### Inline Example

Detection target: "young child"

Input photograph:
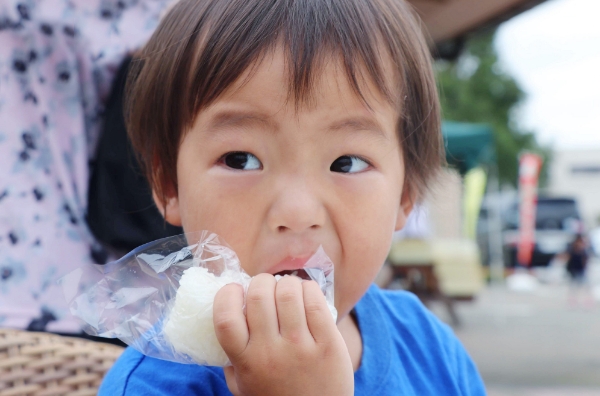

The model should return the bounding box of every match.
[100,0,486,394]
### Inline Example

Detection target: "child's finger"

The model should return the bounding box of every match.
[246,273,279,341]
[302,280,337,343]
[275,275,309,343]
[214,283,249,360]
[223,366,241,396]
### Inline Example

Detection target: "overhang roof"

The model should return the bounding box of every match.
[408,0,547,43]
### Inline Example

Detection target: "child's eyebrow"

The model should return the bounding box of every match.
[327,117,388,140]
[205,110,276,133]
[203,110,388,141]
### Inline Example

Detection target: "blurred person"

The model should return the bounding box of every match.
[564,234,593,308]
[0,0,172,336]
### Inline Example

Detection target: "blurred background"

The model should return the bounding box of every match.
[382,0,600,395]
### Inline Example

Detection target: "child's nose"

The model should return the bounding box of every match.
[266,178,326,234]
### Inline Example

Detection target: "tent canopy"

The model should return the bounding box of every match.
[442,121,495,174]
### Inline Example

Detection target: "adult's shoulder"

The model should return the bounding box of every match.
[100,347,229,396]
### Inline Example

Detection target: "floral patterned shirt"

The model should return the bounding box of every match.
[0,0,169,333]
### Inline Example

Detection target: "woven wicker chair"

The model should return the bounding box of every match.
[0,328,124,396]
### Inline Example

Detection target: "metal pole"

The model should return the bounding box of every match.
[488,164,505,284]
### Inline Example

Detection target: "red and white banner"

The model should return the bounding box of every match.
[517,153,543,266]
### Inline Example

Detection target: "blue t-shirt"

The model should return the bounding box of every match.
[100,285,485,395]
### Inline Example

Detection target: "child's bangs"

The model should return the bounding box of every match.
[177,0,405,119]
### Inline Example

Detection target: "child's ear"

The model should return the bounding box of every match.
[395,187,415,232]
[152,189,183,227]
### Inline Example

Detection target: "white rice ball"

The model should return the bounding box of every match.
[165,268,337,366]
[164,267,233,366]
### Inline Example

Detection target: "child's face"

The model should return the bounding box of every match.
[159,49,412,320]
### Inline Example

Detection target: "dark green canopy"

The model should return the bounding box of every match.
[442,121,495,174]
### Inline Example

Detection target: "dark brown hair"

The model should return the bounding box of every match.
[127,0,443,204]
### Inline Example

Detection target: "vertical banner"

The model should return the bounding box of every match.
[517,153,543,266]
[463,167,487,240]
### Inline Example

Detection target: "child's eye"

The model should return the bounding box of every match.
[220,152,262,170]
[330,155,370,173]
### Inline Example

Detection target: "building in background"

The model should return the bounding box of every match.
[549,149,600,230]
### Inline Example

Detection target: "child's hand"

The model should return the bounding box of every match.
[213,274,354,396]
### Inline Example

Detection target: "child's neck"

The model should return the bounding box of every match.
[337,311,363,371]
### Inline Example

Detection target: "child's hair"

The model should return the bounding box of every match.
[126,0,443,205]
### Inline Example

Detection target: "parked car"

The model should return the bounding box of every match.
[502,197,583,267]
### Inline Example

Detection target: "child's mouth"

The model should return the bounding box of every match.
[273,269,311,280]
[269,255,312,277]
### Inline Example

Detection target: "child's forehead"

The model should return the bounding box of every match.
[188,48,399,138]
[201,45,400,118]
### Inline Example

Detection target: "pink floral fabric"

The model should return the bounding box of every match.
[0,0,169,332]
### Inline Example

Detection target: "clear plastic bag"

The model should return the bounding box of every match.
[59,231,336,366]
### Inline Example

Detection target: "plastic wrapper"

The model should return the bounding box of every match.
[59,231,336,366]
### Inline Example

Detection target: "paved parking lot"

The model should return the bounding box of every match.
[429,260,600,396]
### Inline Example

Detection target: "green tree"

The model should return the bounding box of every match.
[436,29,550,187]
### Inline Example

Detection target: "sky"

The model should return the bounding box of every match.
[495,0,600,151]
